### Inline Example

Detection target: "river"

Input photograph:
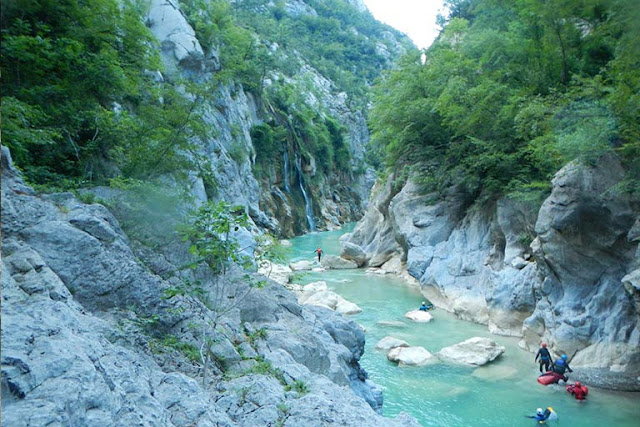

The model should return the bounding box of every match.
[287,226,640,427]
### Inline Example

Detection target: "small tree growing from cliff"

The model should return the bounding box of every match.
[172,201,265,384]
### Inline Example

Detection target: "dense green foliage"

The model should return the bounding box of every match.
[1,0,209,188]
[2,0,404,196]
[232,0,414,106]
[370,0,640,200]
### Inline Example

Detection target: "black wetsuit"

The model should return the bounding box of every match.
[535,348,552,373]
[551,358,572,381]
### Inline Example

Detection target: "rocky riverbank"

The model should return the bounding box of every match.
[341,154,640,391]
[1,146,418,426]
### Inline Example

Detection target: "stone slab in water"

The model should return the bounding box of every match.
[387,346,438,366]
[375,336,409,351]
[437,337,505,366]
[405,310,433,323]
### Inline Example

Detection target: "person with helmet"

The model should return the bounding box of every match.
[419,301,434,311]
[566,381,588,401]
[551,354,573,382]
[525,407,555,423]
[535,343,552,373]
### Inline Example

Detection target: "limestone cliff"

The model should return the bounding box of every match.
[1,146,419,425]
[342,154,640,390]
[146,0,409,237]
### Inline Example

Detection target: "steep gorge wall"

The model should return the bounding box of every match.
[147,0,401,237]
[342,155,640,390]
[1,145,419,425]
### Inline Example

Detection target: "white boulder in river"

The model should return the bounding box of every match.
[298,281,362,315]
[375,336,409,351]
[437,337,505,366]
[387,347,438,367]
[405,310,433,323]
[321,255,358,269]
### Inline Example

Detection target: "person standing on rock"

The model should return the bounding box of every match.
[535,343,552,373]
[315,247,323,262]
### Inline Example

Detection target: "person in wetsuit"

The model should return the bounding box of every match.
[566,381,587,401]
[315,247,323,262]
[551,354,573,382]
[526,408,551,423]
[535,343,552,373]
[419,301,434,311]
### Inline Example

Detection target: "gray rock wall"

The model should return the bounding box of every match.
[343,155,639,389]
[145,0,382,237]
[1,146,418,425]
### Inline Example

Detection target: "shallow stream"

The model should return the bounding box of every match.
[287,226,640,427]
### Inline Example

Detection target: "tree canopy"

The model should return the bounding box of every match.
[370,0,640,201]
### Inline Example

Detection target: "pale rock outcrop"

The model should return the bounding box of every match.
[258,261,292,284]
[387,347,438,367]
[1,147,416,425]
[336,299,363,315]
[299,289,362,315]
[321,255,358,269]
[147,0,206,72]
[404,310,434,323]
[437,337,505,366]
[290,260,314,271]
[297,281,329,302]
[347,149,639,389]
[381,255,403,274]
[340,179,403,267]
[341,241,367,266]
[375,337,409,351]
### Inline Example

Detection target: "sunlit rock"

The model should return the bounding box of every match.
[387,346,438,367]
[375,336,409,351]
[404,310,433,323]
[437,337,505,366]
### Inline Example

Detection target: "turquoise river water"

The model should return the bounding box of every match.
[287,225,640,427]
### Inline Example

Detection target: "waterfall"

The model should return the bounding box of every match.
[295,154,315,231]
[283,146,291,193]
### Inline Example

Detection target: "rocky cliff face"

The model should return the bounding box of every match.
[342,155,640,390]
[1,146,419,425]
[146,0,406,237]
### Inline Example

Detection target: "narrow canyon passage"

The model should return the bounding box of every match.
[287,226,640,427]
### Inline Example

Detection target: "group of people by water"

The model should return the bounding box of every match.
[527,343,589,423]
[313,247,588,424]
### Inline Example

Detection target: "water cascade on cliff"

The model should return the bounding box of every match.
[283,145,291,193]
[294,153,315,231]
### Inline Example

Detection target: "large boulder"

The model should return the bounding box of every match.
[321,255,358,270]
[340,241,367,267]
[387,347,438,367]
[375,337,409,351]
[404,310,433,323]
[335,299,362,315]
[340,179,403,267]
[297,283,362,315]
[258,261,292,285]
[289,260,313,271]
[437,337,505,366]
